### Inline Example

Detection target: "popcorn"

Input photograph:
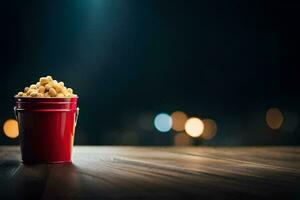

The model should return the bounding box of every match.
[30,92,38,97]
[48,88,57,97]
[53,84,62,93]
[38,86,45,93]
[39,77,49,85]
[67,88,73,94]
[16,76,77,98]
[45,84,52,91]
[30,84,37,89]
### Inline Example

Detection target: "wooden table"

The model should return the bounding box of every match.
[0,146,299,199]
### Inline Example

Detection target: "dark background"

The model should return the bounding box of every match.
[0,0,299,146]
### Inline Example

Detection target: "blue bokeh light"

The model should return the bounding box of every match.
[154,113,172,132]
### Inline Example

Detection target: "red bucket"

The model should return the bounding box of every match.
[14,97,79,164]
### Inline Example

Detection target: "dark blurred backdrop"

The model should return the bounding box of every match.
[1,0,299,146]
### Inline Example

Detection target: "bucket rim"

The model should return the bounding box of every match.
[15,96,79,102]
[14,96,79,99]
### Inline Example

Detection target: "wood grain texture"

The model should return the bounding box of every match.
[0,146,299,199]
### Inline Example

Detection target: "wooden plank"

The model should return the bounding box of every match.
[0,146,299,199]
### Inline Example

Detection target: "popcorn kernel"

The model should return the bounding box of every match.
[40,77,49,85]
[38,86,45,94]
[53,84,62,93]
[30,84,37,89]
[24,87,29,93]
[27,89,35,95]
[30,92,38,97]
[49,88,57,97]
[46,75,53,81]
[67,88,73,94]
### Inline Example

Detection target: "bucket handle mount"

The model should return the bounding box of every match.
[14,106,17,120]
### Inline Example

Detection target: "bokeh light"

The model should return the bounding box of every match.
[185,117,204,137]
[174,133,191,146]
[201,119,217,140]
[154,113,172,132]
[266,108,284,130]
[171,111,188,132]
[3,119,19,138]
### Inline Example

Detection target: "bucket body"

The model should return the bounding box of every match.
[15,97,79,164]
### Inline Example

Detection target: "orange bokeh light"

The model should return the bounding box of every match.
[266,108,284,130]
[3,119,19,138]
[171,111,188,132]
[201,119,217,140]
